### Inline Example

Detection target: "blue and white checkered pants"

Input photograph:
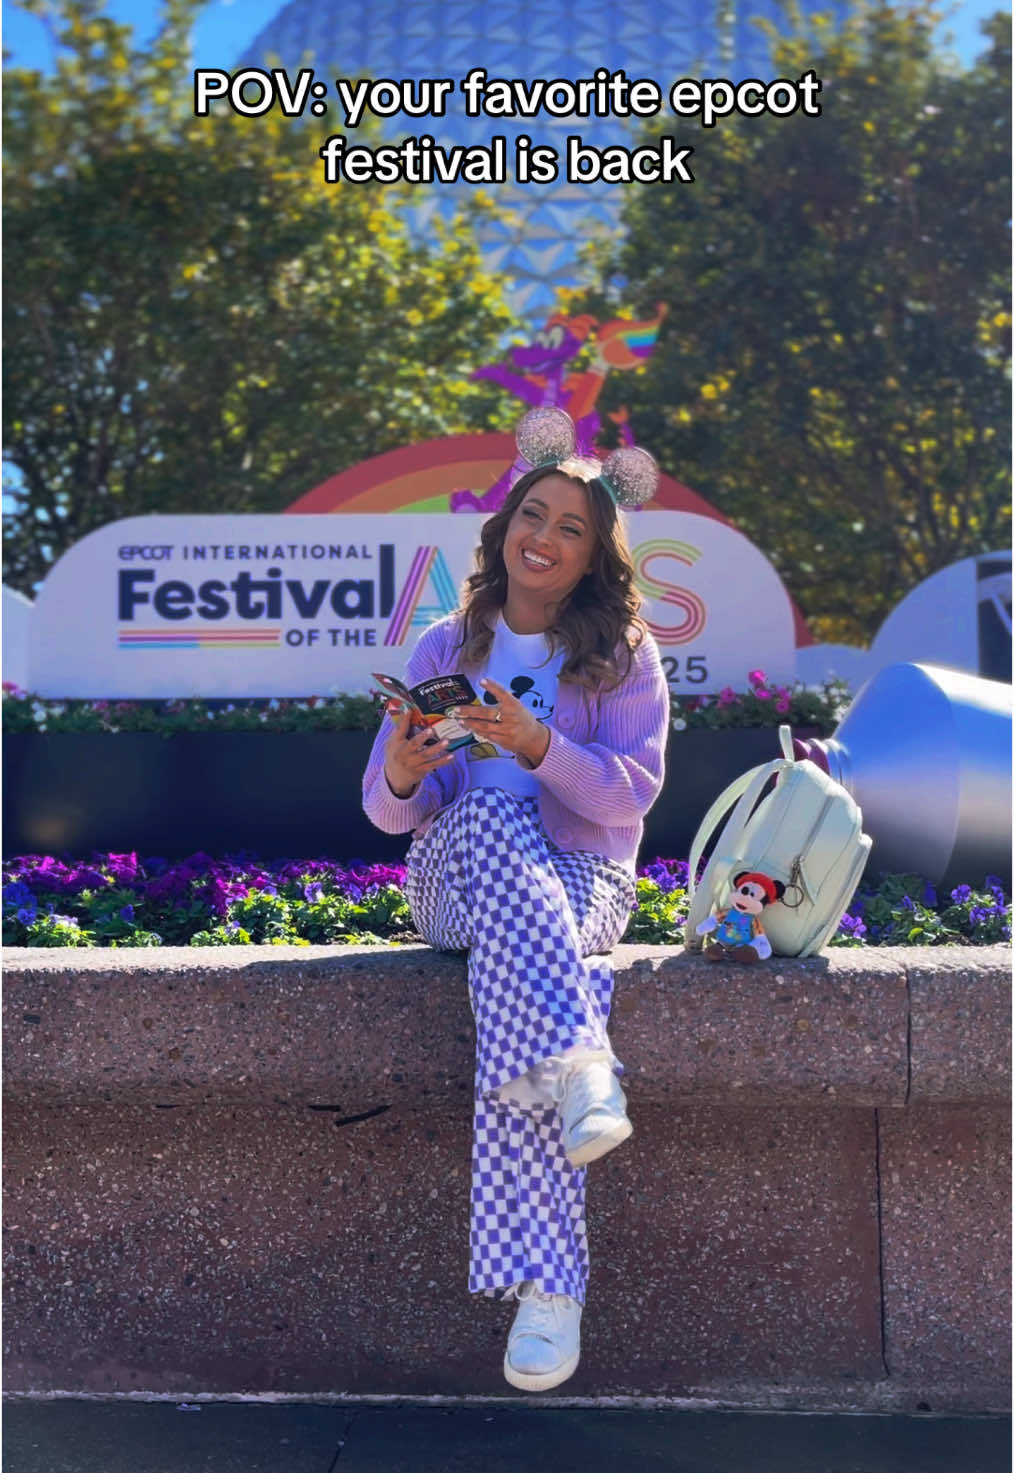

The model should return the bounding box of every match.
[404,787,636,1305]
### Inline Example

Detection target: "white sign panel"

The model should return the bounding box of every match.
[29,514,796,698]
[2,584,33,692]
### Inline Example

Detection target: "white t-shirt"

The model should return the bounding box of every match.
[466,615,566,797]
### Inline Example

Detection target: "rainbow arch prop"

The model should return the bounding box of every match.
[283,432,813,646]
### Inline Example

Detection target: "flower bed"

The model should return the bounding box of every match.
[1,670,851,736]
[3,850,1009,950]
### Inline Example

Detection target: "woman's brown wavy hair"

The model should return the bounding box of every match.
[455,460,647,690]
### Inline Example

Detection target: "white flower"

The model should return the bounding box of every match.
[673,718,688,732]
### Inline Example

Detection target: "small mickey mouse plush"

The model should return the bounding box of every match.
[695,871,786,964]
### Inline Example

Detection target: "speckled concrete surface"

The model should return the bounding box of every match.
[2,945,1010,1408]
[585,1105,883,1392]
[611,949,909,1106]
[2,1098,882,1399]
[906,956,1012,1103]
[3,944,952,1108]
[879,1106,1011,1399]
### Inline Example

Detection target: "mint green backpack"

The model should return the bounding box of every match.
[685,726,872,958]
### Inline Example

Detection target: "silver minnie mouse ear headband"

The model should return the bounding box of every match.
[514,406,659,508]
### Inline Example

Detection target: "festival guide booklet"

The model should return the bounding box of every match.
[372,671,483,751]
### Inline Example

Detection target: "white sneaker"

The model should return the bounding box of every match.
[555,1058,633,1168]
[503,1281,582,1392]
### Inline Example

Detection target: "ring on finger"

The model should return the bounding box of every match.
[494,708,503,723]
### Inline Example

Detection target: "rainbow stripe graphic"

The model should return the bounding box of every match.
[384,546,458,647]
[633,539,707,646]
[597,304,668,370]
[119,628,281,650]
[620,326,660,360]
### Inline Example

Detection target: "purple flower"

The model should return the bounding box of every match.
[950,884,972,904]
[985,875,1008,905]
[66,866,108,895]
[105,851,140,884]
[17,905,37,925]
[922,883,937,908]
[748,670,766,687]
[203,876,238,918]
[837,913,867,939]
[4,880,35,909]
[119,904,135,923]
[900,895,915,911]
[304,882,325,905]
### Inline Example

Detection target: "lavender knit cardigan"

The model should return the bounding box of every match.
[362,612,671,872]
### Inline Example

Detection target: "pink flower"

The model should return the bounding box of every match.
[755,688,772,700]
[776,696,791,714]
[717,687,737,707]
[748,669,766,688]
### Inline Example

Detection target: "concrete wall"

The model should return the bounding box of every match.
[3,944,1009,1411]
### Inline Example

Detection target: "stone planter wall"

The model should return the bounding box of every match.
[3,943,1009,1411]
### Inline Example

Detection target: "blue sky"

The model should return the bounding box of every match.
[1,0,1005,71]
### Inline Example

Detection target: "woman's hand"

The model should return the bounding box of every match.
[457,678,551,768]
[383,708,453,798]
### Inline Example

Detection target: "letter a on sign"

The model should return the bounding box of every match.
[384,547,460,646]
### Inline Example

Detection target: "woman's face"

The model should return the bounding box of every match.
[501,473,597,616]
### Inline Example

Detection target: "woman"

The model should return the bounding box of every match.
[362,409,670,1391]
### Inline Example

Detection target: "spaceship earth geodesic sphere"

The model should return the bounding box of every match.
[241,0,845,317]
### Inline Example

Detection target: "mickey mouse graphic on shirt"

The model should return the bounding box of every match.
[467,676,555,761]
[695,871,786,964]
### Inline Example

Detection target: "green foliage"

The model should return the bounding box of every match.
[622,877,690,944]
[2,675,852,734]
[20,911,94,945]
[574,1,1011,643]
[844,871,1012,945]
[3,0,516,595]
[671,671,851,731]
[190,923,254,946]
[1,689,382,734]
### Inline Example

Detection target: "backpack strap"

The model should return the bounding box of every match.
[688,756,792,898]
[685,754,793,950]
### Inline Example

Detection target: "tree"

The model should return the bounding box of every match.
[3,0,515,595]
[575,2,1011,644]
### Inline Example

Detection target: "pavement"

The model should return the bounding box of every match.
[1,1400,1010,1473]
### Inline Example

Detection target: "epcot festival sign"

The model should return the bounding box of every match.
[28,507,797,700]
